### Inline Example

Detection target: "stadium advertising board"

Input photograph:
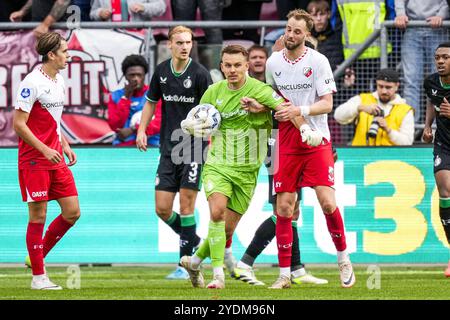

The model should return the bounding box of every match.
[0,147,447,264]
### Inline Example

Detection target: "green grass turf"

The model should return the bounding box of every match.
[0,266,449,300]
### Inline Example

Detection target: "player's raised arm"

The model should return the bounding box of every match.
[136,100,156,151]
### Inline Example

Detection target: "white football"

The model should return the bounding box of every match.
[181,103,221,138]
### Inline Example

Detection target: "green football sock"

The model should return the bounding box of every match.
[208,221,226,268]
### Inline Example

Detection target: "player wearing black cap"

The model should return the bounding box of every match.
[334,68,415,146]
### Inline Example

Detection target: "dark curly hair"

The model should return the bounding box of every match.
[121,54,149,75]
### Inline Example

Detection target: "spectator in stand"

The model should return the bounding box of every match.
[394,0,449,125]
[276,0,311,20]
[9,0,71,37]
[72,0,92,21]
[90,0,166,22]
[247,45,268,82]
[334,68,414,146]
[108,54,161,147]
[222,0,269,43]
[333,0,395,92]
[307,0,343,71]
[171,0,223,44]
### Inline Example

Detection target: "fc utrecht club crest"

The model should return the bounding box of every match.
[183,77,192,88]
[303,67,312,78]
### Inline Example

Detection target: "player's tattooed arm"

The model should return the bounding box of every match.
[33,0,70,37]
[49,0,71,21]
[9,0,32,21]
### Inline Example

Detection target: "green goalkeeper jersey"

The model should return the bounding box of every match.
[200,76,284,171]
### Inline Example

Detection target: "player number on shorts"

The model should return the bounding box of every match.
[188,162,198,184]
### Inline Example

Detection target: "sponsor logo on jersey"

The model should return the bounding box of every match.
[216,99,223,105]
[274,71,281,77]
[162,94,195,103]
[44,88,50,94]
[325,78,335,84]
[303,67,312,78]
[221,109,247,119]
[432,89,438,96]
[183,77,192,88]
[435,155,442,167]
[21,88,31,98]
[41,101,65,109]
[160,76,167,84]
[276,83,312,91]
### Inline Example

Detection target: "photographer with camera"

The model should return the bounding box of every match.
[334,68,415,146]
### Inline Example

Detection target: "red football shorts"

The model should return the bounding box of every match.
[19,166,78,202]
[274,144,335,193]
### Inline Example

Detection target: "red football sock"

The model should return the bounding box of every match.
[26,222,45,275]
[43,214,73,257]
[275,213,293,268]
[225,238,232,249]
[324,207,347,251]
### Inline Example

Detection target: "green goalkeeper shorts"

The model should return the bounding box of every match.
[202,164,259,215]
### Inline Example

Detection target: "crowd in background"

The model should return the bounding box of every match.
[1,0,450,146]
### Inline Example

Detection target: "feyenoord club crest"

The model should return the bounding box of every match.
[303,67,312,78]
[183,77,192,88]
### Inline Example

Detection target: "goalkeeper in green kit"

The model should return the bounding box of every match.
[180,45,322,289]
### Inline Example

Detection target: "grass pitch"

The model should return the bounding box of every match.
[0,265,449,300]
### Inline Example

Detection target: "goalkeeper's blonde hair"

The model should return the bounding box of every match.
[168,26,194,41]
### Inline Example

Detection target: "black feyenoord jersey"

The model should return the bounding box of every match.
[424,73,450,152]
[146,58,212,158]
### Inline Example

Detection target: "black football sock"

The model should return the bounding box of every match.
[163,211,181,235]
[241,216,276,266]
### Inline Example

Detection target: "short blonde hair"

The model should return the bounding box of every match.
[168,25,194,41]
[286,9,315,32]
